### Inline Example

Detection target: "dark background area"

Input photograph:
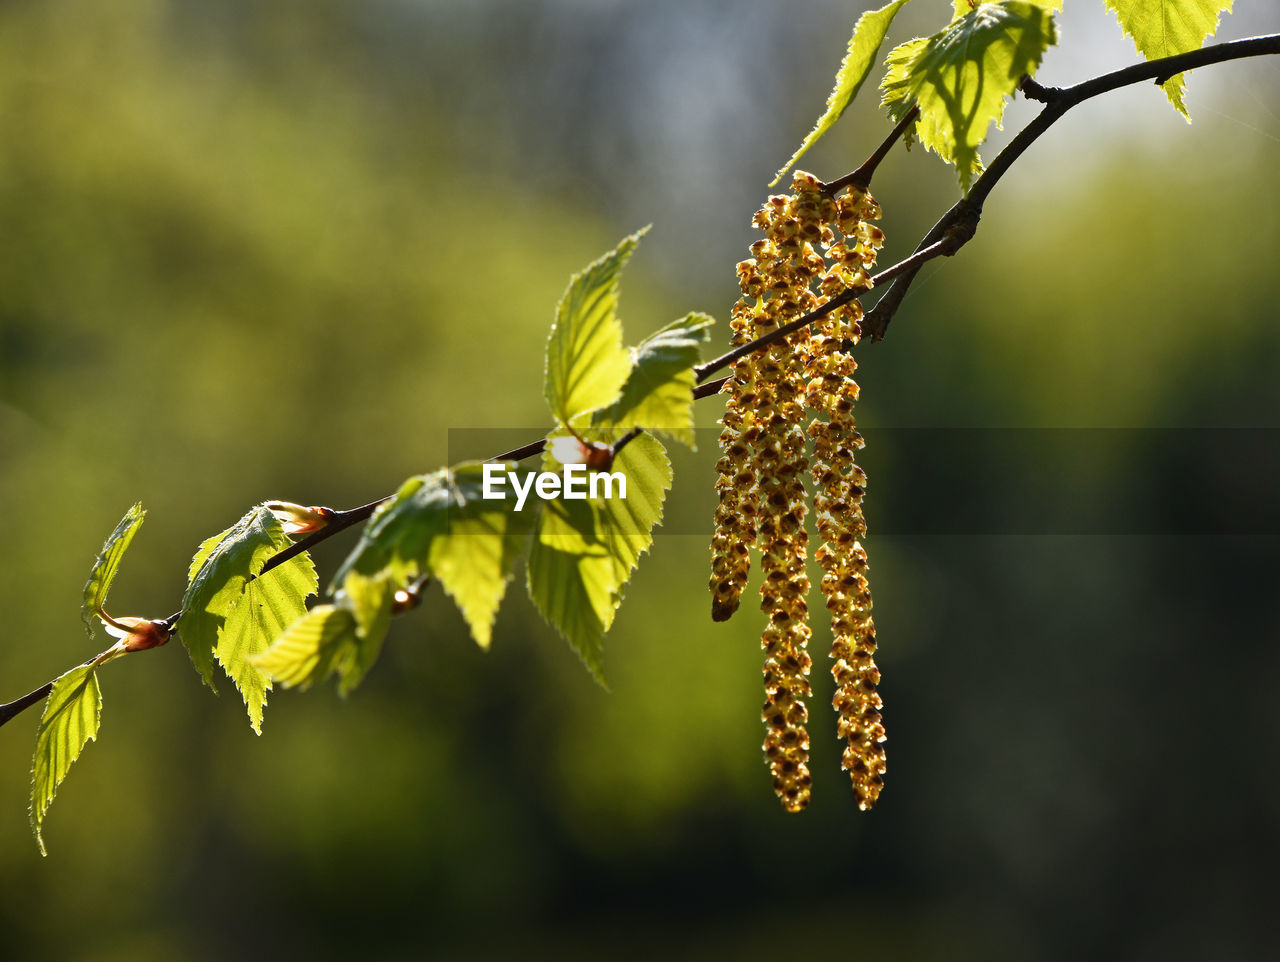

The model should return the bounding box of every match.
[1,1,1278,959]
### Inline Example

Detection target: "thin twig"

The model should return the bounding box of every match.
[822,105,920,195]
[0,684,52,728]
[0,646,112,728]
[693,375,730,400]
[611,427,645,457]
[863,33,1280,340]
[692,237,954,383]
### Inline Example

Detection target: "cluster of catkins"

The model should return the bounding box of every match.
[710,171,886,813]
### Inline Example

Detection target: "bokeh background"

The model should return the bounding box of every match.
[2,1,1278,959]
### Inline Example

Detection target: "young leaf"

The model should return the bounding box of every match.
[545,229,647,427]
[527,432,672,683]
[1104,0,1234,119]
[216,551,317,733]
[527,536,611,682]
[950,0,1061,19]
[593,312,714,448]
[29,665,102,856]
[80,502,146,638]
[427,504,517,651]
[335,463,523,650]
[335,474,445,587]
[335,571,394,694]
[881,1,1058,192]
[180,506,301,690]
[771,0,915,186]
[254,605,359,692]
[254,572,394,695]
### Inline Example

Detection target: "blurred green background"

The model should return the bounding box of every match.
[2,1,1278,958]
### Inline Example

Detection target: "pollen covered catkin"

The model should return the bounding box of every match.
[710,171,887,813]
[709,364,757,622]
[806,190,886,810]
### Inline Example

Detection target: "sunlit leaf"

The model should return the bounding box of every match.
[594,313,714,448]
[80,502,146,638]
[527,432,672,683]
[951,0,1061,19]
[545,230,646,427]
[334,475,444,587]
[216,551,317,733]
[254,605,358,692]
[772,0,915,186]
[428,508,516,651]
[335,463,525,650]
[254,572,395,695]
[29,665,101,856]
[881,1,1058,192]
[335,571,394,694]
[180,506,301,690]
[1105,0,1233,119]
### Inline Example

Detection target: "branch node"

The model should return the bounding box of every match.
[1019,74,1062,104]
[943,202,981,254]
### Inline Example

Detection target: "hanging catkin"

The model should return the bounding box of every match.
[808,186,886,810]
[710,171,886,812]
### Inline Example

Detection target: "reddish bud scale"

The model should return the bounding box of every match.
[100,615,171,654]
[124,620,170,653]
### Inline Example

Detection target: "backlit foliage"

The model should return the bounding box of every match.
[5,0,1255,852]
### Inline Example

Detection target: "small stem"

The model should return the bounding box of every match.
[95,610,133,634]
[490,438,549,463]
[693,238,952,383]
[693,375,730,400]
[0,684,52,728]
[0,644,117,728]
[611,427,645,457]
[823,105,920,195]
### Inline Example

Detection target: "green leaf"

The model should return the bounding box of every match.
[254,605,359,692]
[881,1,1058,192]
[334,475,444,587]
[335,571,394,694]
[527,432,672,683]
[216,551,317,733]
[1104,0,1233,119]
[336,463,524,650]
[29,665,102,856]
[594,313,714,448]
[427,504,516,651]
[951,0,1061,19]
[334,467,519,646]
[254,572,394,695]
[180,506,300,690]
[771,0,915,186]
[81,502,146,638]
[545,230,646,427]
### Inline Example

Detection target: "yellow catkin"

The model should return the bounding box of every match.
[710,369,758,622]
[710,170,888,812]
[807,185,887,810]
[743,173,831,811]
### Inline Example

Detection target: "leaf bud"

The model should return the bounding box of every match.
[266,501,335,536]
